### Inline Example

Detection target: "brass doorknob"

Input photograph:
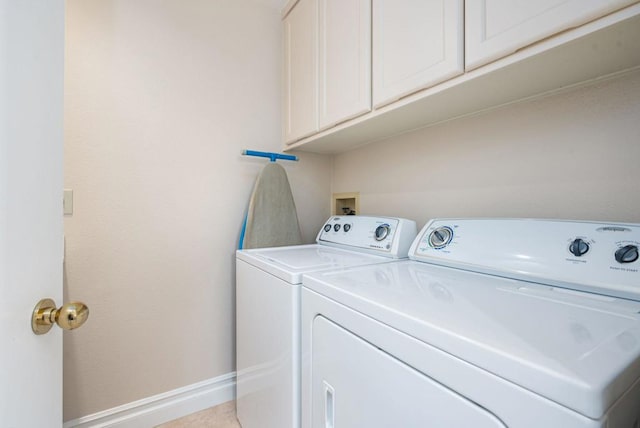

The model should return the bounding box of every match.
[31,298,89,335]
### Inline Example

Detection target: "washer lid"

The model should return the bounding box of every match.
[302,261,640,419]
[236,244,393,284]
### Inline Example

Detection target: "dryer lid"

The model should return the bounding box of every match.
[303,261,640,419]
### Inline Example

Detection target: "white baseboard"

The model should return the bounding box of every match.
[63,372,236,428]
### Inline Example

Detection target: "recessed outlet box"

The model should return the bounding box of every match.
[332,192,359,216]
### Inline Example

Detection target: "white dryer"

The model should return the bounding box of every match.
[301,219,640,428]
[236,215,417,428]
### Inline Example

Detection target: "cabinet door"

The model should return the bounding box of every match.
[284,0,318,144]
[372,0,463,109]
[466,0,639,70]
[318,0,371,130]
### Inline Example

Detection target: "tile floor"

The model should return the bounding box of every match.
[156,401,241,428]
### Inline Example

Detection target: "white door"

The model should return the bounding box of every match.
[318,0,371,130]
[465,0,639,70]
[1,0,65,426]
[372,0,463,108]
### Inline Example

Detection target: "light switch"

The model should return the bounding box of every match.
[63,189,73,215]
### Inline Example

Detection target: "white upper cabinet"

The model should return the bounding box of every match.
[283,0,640,153]
[466,0,639,70]
[318,0,372,130]
[284,0,318,144]
[372,0,464,108]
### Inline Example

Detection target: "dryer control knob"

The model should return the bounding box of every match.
[324,224,332,232]
[569,238,589,257]
[615,245,639,264]
[429,227,453,249]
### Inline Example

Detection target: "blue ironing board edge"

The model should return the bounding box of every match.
[238,213,248,250]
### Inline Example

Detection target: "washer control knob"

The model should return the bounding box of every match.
[334,224,341,232]
[429,227,453,249]
[569,238,589,257]
[374,224,391,241]
[343,224,351,232]
[615,245,639,264]
[324,224,332,232]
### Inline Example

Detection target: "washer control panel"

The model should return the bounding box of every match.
[409,218,640,301]
[317,216,417,258]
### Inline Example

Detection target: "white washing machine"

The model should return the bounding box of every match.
[301,218,640,428]
[236,215,417,428]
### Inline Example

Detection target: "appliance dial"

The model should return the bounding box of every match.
[429,227,453,249]
[569,238,589,257]
[374,224,390,241]
[343,224,351,232]
[324,224,332,232]
[615,245,639,264]
[334,224,341,232]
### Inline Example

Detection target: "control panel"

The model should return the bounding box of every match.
[409,218,640,301]
[317,216,417,259]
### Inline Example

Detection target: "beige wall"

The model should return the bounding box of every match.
[333,70,640,229]
[63,0,330,420]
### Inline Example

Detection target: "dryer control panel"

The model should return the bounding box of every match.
[317,216,417,259]
[409,218,640,301]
